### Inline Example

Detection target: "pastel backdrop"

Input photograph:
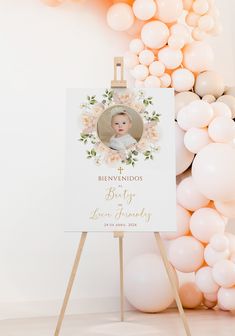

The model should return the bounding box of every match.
[0,0,235,319]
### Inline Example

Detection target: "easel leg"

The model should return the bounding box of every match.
[114,232,124,322]
[54,232,87,336]
[154,233,191,336]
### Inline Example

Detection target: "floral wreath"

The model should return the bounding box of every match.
[79,89,161,167]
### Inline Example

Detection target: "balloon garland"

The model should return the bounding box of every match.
[41,0,235,313]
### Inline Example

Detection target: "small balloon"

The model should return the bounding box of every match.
[124,51,139,69]
[155,0,183,23]
[210,233,229,252]
[195,266,219,293]
[160,73,172,88]
[141,20,169,49]
[193,0,209,15]
[139,50,155,65]
[175,123,194,175]
[175,91,200,118]
[184,127,211,154]
[214,199,235,219]
[211,102,232,119]
[204,244,230,267]
[132,64,149,80]
[208,116,235,143]
[218,287,235,311]
[158,47,183,69]
[107,3,134,31]
[149,61,165,77]
[171,68,195,92]
[179,282,203,308]
[133,0,156,20]
[217,95,235,119]
[212,260,235,288]
[144,75,161,88]
[129,38,145,54]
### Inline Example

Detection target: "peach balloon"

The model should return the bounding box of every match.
[177,176,210,211]
[179,282,203,308]
[171,68,195,92]
[124,254,177,312]
[186,12,200,27]
[198,15,215,32]
[190,208,225,243]
[139,50,155,65]
[194,71,225,99]
[161,204,190,240]
[175,123,194,175]
[208,116,235,143]
[124,51,139,69]
[141,21,169,49]
[107,3,134,31]
[144,75,161,88]
[182,0,193,11]
[170,23,191,44]
[160,73,171,88]
[177,100,213,131]
[175,91,200,118]
[218,287,235,311]
[193,0,209,15]
[217,95,235,119]
[132,64,149,80]
[155,0,183,23]
[210,233,229,252]
[168,236,204,272]
[184,127,211,154]
[192,27,208,41]
[203,299,217,308]
[158,47,183,69]
[168,35,185,50]
[212,260,235,288]
[149,61,165,76]
[192,143,235,201]
[195,266,219,293]
[129,38,144,54]
[204,292,218,302]
[204,244,230,267]
[202,95,216,103]
[183,42,214,73]
[214,200,235,219]
[211,102,232,119]
[133,0,156,20]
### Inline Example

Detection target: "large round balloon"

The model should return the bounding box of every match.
[155,0,183,23]
[192,143,235,201]
[194,71,225,98]
[141,20,169,49]
[175,123,194,175]
[168,236,204,272]
[107,3,134,31]
[183,42,214,73]
[124,254,177,312]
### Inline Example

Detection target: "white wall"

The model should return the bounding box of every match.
[0,0,235,320]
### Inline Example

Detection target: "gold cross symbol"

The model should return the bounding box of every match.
[118,166,124,174]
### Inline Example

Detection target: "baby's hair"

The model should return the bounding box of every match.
[111,111,132,122]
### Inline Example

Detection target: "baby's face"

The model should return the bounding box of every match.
[111,114,132,136]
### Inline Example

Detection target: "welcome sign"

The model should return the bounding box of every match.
[65,88,176,232]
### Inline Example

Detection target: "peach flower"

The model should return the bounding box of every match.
[129,102,145,113]
[82,114,94,129]
[91,103,105,117]
[113,89,134,105]
[106,152,122,166]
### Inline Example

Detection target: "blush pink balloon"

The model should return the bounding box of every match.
[177,100,213,131]
[175,91,200,118]
[193,0,209,15]
[208,116,235,143]
[195,266,220,293]
[204,244,230,267]
[141,21,169,49]
[203,299,217,308]
[129,38,145,54]
[210,233,229,252]
[124,51,139,69]
[192,143,235,201]
[139,50,155,65]
[211,102,232,119]
[179,282,203,308]
[190,208,225,243]
[175,123,194,175]
[214,200,235,219]
[158,47,183,69]
[204,292,218,302]
[149,61,165,76]
[132,64,149,80]
[183,41,214,73]
[218,287,235,311]
[225,233,235,254]
[168,236,204,273]
[161,204,190,240]
[212,260,235,288]
[171,68,195,92]
[168,35,185,50]
[135,79,145,88]
[124,254,177,312]
[170,23,191,43]
[133,0,156,20]
[160,73,171,88]
[177,176,210,211]
[107,3,134,31]
[144,75,161,87]
[155,0,183,23]
[184,127,212,154]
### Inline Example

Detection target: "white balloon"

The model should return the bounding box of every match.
[171,68,195,92]
[175,91,200,118]
[208,116,235,143]
[195,266,219,294]
[158,47,183,69]
[204,244,230,267]
[211,102,232,119]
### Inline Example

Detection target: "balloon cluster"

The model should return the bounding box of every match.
[41,0,235,313]
[106,0,221,90]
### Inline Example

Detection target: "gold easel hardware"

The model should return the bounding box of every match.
[111,57,127,88]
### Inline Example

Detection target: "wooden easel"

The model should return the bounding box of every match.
[54,58,191,336]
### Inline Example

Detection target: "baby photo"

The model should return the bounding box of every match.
[97,105,143,151]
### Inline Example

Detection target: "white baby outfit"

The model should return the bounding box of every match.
[109,134,137,151]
